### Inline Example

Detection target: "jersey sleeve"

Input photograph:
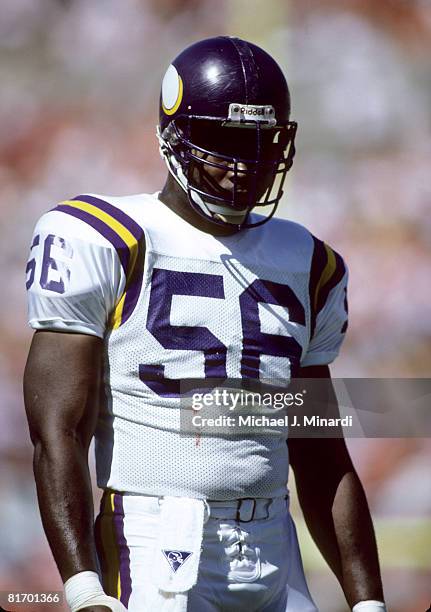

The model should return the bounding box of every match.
[301,238,349,367]
[26,209,125,338]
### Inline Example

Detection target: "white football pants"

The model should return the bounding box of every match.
[94,491,318,611]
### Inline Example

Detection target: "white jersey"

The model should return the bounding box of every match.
[26,193,348,499]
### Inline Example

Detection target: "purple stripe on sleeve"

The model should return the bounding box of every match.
[73,195,144,242]
[62,196,147,328]
[54,204,130,274]
[113,493,132,608]
[316,249,346,314]
[120,241,145,325]
[121,277,144,325]
[309,236,328,340]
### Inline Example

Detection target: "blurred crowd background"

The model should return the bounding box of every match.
[0,0,430,610]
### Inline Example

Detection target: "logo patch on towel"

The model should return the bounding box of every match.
[162,550,193,573]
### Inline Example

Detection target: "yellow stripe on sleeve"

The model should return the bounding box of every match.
[61,199,141,329]
[109,493,122,601]
[61,200,139,280]
[313,243,336,310]
[111,293,127,330]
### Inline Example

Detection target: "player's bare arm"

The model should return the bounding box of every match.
[25,36,387,611]
[289,364,385,609]
[24,330,113,612]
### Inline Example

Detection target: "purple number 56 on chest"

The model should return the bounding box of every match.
[139,268,306,397]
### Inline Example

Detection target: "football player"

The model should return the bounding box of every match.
[24,37,386,611]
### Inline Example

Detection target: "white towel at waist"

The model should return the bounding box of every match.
[152,496,206,595]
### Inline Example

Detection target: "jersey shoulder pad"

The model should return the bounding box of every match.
[49,194,146,278]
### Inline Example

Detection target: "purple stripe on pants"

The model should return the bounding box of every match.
[113,493,132,608]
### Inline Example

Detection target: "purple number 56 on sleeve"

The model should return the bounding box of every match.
[26,233,73,294]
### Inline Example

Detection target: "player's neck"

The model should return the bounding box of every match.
[157,175,242,237]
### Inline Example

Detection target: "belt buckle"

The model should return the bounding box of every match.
[236,498,273,522]
[236,498,256,523]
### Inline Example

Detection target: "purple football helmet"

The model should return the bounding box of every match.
[158,36,297,229]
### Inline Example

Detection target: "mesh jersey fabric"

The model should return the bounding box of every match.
[26,192,348,498]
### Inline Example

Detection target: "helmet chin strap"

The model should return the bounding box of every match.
[191,195,247,217]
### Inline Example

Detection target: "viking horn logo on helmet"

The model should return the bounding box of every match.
[157,36,297,229]
[161,64,184,116]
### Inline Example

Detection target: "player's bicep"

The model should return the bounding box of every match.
[24,331,104,450]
